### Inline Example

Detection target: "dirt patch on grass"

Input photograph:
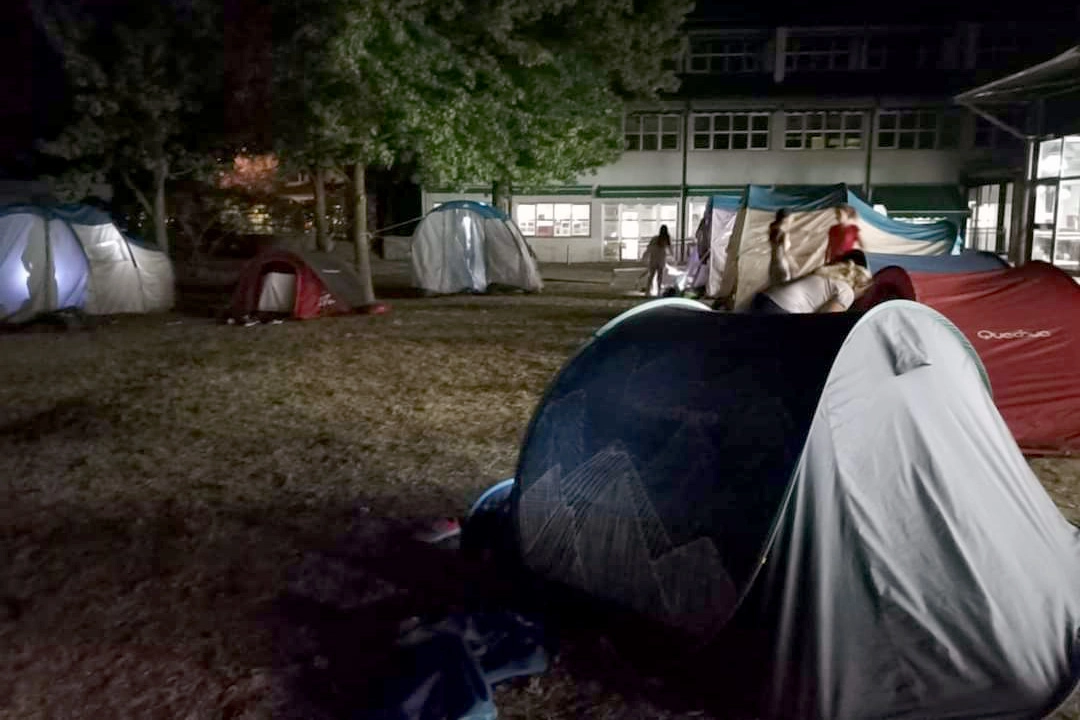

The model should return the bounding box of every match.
[1,264,1078,719]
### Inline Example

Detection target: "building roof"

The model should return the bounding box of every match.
[956,47,1080,137]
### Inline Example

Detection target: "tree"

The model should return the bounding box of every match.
[272,0,477,301]
[32,0,225,254]
[412,0,694,210]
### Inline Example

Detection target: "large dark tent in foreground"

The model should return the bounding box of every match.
[510,299,1080,719]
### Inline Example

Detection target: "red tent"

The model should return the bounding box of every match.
[858,262,1080,455]
[230,249,388,319]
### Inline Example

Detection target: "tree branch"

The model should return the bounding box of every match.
[121,171,154,219]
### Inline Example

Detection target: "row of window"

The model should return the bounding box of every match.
[625,110,1015,152]
[686,27,1043,74]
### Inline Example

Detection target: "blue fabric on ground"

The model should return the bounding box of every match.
[363,612,548,720]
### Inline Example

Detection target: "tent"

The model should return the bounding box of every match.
[865,249,1008,274]
[697,185,960,308]
[0,204,174,323]
[510,298,1080,719]
[230,248,386,319]
[857,261,1080,455]
[411,201,543,295]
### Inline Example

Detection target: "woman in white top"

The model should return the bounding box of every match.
[750,253,872,314]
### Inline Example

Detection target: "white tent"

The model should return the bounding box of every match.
[411,201,543,294]
[512,298,1080,718]
[0,205,174,323]
[698,185,960,308]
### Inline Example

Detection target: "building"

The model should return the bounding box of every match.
[957,47,1080,275]
[422,8,1079,264]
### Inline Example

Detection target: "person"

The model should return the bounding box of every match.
[749,251,872,314]
[768,208,793,287]
[826,204,862,264]
[643,225,672,297]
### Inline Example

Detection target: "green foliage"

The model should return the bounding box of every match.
[32,0,226,248]
[273,0,693,188]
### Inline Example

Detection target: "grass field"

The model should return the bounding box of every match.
[1,260,1078,719]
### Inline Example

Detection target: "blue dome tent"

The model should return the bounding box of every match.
[0,204,174,323]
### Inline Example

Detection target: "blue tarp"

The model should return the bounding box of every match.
[704,185,961,250]
[432,200,508,222]
[844,191,961,249]
[365,612,548,720]
[865,250,1008,274]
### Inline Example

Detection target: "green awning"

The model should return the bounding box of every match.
[870,185,969,216]
[595,185,681,198]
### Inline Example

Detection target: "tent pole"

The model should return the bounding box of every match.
[679,101,690,261]
[864,102,877,201]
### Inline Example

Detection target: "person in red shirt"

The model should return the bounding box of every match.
[826,204,862,263]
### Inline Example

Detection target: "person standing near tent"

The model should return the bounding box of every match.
[643,225,672,297]
[768,209,793,286]
[749,253,871,314]
[826,205,862,264]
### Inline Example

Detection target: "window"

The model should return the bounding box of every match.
[785,35,855,71]
[865,34,952,71]
[625,114,681,151]
[515,203,591,238]
[601,202,678,260]
[1031,136,1080,273]
[876,110,961,150]
[687,36,766,73]
[783,111,864,150]
[691,112,770,150]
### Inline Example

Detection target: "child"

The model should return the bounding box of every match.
[749,253,872,314]
[768,208,793,287]
[826,204,862,264]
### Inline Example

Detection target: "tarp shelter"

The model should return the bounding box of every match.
[857,261,1080,455]
[0,204,174,323]
[411,201,543,295]
[511,298,1080,719]
[956,46,1080,139]
[865,249,1008,274]
[698,185,960,308]
[230,249,382,319]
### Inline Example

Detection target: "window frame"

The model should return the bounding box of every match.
[515,202,592,238]
[783,111,865,150]
[624,113,682,152]
[784,34,857,72]
[690,111,771,151]
[686,35,766,74]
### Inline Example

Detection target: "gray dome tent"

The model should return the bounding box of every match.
[511,299,1080,719]
[411,201,543,294]
[0,204,174,323]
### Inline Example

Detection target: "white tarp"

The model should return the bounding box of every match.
[411,202,543,295]
[719,208,955,308]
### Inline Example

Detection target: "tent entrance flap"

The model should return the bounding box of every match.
[257,272,297,313]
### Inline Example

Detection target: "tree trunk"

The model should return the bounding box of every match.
[153,160,169,254]
[351,162,376,305]
[313,166,330,252]
[492,179,512,216]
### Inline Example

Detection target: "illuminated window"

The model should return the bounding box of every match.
[691,112,770,150]
[625,114,681,151]
[515,203,591,238]
[784,111,864,150]
[601,201,678,260]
